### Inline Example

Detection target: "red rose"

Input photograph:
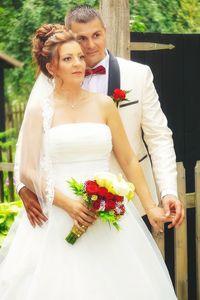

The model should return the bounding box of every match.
[105,192,114,200]
[114,195,124,202]
[85,180,99,195]
[113,89,126,101]
[97,187,108,197]
[105,199,116,211]
[92,199,101,211]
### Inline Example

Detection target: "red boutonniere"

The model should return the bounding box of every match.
[112,88,131,107]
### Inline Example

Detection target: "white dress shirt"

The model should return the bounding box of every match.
[82,50,109,95]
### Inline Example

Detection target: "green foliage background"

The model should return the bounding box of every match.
[0,0,98,103]
[0,0,199,104]
[0,201,22,246]
[130,0,200,33]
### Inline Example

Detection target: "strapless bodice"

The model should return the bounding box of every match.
[48,123,112,164]
[48,123,112,187]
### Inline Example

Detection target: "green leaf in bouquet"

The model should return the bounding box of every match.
[82,193,90,204]
[98,211,121,231]
[67,178,85,196]
[112,222,121,231]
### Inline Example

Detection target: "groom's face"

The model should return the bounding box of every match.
[70,18,106,68]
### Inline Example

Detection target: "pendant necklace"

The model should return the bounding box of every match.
[53,90,90,109]
[66,97,90,109]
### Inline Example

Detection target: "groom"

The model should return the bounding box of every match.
[15,5,183,229]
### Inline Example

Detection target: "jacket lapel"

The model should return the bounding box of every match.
[107,51,121,96]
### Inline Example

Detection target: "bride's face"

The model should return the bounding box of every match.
[51,41,86,84]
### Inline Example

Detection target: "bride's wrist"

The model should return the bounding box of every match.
[145,203,157,214]
[63,197,73,214]
[54,189,73,213]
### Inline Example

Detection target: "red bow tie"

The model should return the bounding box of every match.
[85,65,106,76]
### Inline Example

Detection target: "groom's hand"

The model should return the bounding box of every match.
[162,195,184,229]
[19,186,48,227]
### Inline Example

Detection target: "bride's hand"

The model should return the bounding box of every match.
[146,206,172,233]
[67,199,97,231]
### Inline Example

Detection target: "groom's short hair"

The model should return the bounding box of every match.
[65,5,104,29]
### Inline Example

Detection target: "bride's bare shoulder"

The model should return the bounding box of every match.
[91,92,114,108]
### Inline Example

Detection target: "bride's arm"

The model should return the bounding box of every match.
[104,97,171,231]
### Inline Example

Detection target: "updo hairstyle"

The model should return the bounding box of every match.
[32,24,76,78]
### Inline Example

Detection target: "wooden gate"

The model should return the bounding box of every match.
[130,33,200,300]
[152,162,200,300]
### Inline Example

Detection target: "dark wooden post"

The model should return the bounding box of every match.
[0,147,4,202]
[7,146,14,202]
[0,67,5,132]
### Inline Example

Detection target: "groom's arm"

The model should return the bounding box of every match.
[141,67,177,195]
[19,187,48,227]
[141,66,184,227]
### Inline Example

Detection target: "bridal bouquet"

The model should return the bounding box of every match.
[65,172,135,245]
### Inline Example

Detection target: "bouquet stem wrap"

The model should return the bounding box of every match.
[65,225,84,245]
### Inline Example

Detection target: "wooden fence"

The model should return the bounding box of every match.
[5,103,26,131]
[152,161,200,300]
[0,146,14,202]
[0,151,199,299]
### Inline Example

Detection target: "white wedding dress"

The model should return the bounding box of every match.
[0,123,177,300]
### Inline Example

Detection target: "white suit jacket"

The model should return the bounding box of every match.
[107,53,177,214]
[14,52,177,216]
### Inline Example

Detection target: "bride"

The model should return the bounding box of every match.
[0,24,177,299]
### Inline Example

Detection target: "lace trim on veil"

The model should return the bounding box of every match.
[41,96,54,212]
